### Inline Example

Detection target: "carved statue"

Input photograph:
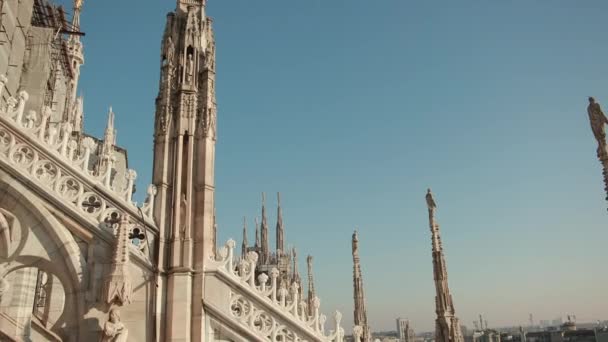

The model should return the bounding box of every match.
[73,97,83,131]
[587,97,608,153]
[179,193,187,236]
[74,0,84,10]
[24,110,37,128]
[426,188,437,210]
[204,107,217,138]
[351,230,359,256]
[186,53,194,84]
[100,308,128,342]
[0,209,14,258]
[163,36,174,68]
[204,41,215,70]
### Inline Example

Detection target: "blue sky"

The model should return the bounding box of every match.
[60,0,608,332]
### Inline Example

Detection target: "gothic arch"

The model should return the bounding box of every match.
[0,176,86,340]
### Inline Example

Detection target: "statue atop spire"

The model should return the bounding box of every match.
[75,0,83,10]
[276,192,285,255]
[426,188,437,211]
[425,189,464,342]
[352,230,372,342]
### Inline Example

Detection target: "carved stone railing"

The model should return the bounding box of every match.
[0,76,157,259]
[204,239,345,342]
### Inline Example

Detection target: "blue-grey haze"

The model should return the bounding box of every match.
[54,0,608,332]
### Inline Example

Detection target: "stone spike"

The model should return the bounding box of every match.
[103,107,116,150]
[260,192,269,263]
[254,217,260,248]
[276,192,284,255]
[425,189,464,342]
[241,216,248,257]
[352,230,371,342]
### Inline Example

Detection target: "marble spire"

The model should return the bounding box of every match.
[241,216,248,257]
[260,192,269,263]
[254,217,260,249]
[276,192,284,255]
[307,255,316,316]
[101,107,116,158]
[101,214,133,306]
[67,0,85,132]
[292,248,301,285]
[426,189,464,342]
[352,230,372,342]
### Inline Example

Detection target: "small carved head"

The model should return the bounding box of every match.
[18,91,29,102]
[109,308,121,323]
[589,97,596,104]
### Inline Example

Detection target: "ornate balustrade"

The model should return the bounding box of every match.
[204,239,345,342]
[0,76,157,259]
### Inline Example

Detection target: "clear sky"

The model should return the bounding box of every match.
[59,0,608,332]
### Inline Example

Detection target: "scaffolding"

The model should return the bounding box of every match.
[30,0,85,80]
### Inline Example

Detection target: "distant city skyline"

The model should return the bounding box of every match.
[52,0,608,332]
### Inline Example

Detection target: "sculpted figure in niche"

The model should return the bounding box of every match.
[100,308,128,342]
[588,97,608,154]
[179,193,187,237]
[186,53,194,84]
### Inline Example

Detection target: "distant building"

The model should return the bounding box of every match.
[397,318,416,342]
[525,319,603,342]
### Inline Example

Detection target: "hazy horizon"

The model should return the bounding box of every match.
[55,0,608,332]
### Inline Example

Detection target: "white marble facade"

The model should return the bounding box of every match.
[0,0,345,341]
